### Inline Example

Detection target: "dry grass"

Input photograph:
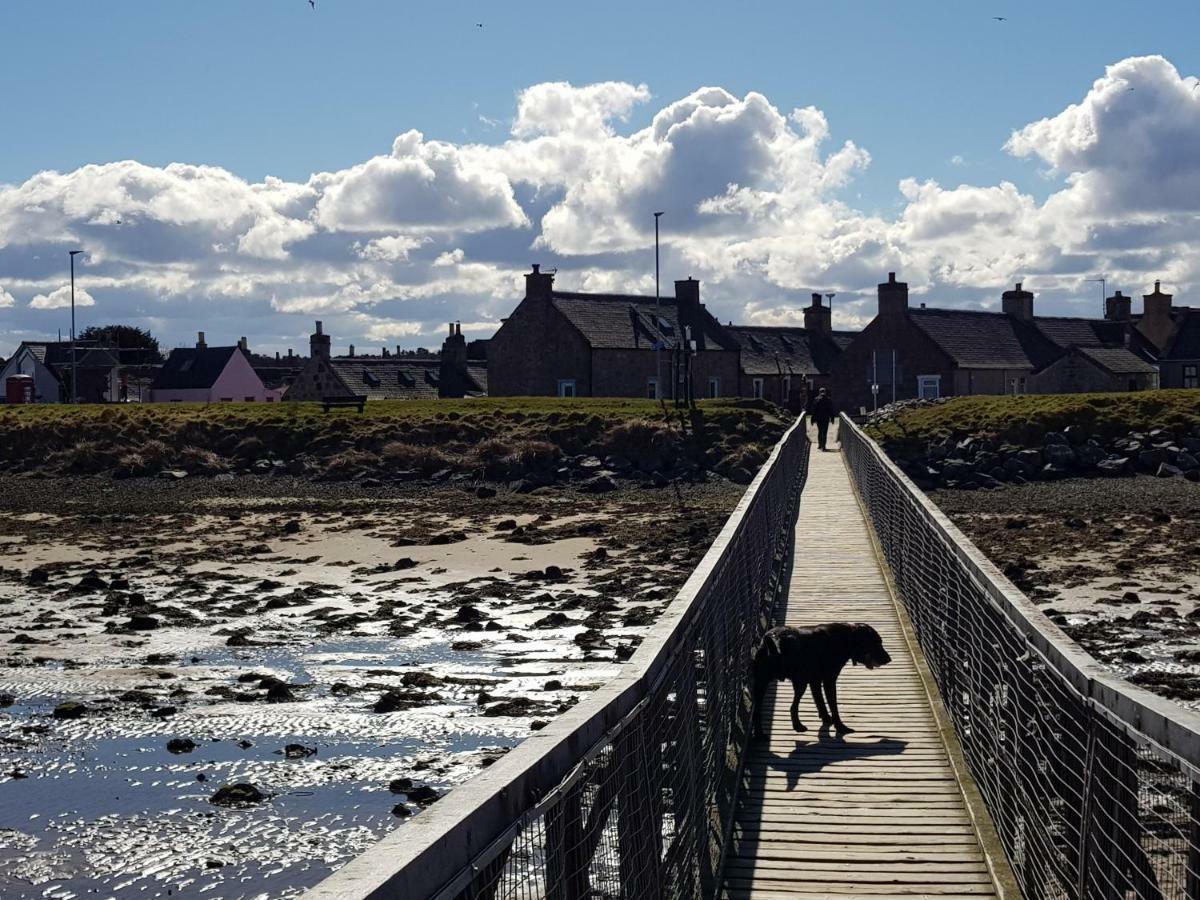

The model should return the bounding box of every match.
[0,398,792,480]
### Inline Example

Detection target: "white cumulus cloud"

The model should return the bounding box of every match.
[30,285,95,310]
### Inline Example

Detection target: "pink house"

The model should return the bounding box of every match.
[150,333,276,403]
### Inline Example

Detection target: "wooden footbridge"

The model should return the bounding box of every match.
[312,417,1200,900]
[726,437,1008,897]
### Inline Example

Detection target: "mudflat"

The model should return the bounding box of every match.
[0,473,742,899]
[932,475,1200,708]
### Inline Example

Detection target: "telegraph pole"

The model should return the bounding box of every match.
[1087,277,1106,318]
[69,250,84,404]
[654,211,664,402]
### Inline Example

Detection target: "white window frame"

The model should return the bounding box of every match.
[752,378,764,400]
[917,375,941,400]
[646,377,660,400]
[707,376,720,399]
[1185,365,1199,389]
[557,379,577,398]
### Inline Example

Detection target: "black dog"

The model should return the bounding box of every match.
[752,623,891,738]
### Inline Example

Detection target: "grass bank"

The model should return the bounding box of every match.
[866,391,1200,454]
[0,398,791,482]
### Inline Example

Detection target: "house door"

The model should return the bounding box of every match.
[917,375,940,400]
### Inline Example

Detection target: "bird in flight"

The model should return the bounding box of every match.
[476,22,484,27]
[309,0,315,8]
[993,16,1007,21]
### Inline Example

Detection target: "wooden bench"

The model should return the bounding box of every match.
[321,395,367,413]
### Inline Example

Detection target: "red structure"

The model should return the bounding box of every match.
[5,374,34,404]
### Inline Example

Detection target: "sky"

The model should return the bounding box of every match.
[2,1,1199,357]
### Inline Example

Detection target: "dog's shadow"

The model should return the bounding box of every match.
[746,726,908,791]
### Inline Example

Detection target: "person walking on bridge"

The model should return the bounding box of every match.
[807,388,835,451]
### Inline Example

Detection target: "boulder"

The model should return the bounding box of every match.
[53,701,86,720]
[1002,458,1031,479]
[284,743,317,759]
[1138,448,1168,471]
[1063,425,1088,446]
[1016,449,1043,467]
[1043,443,1076,469]
[210,783,265,806]
[1097,457,1130,477]
[166,738,197,754]
[1076,442,1107,468]
[1043,431,1069,446]
[1176,450,1199,472]
[1156,463,1182,479]
[581,475,619,494]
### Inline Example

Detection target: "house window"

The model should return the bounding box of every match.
[244,396,256,402]
[220,397,233,402]
[752,378,764,399]
[708,376,720,399]
[917,375,941,400]
[1009,377,1027,395]
[1185,365,1199,389]
[557,379,576,398]
[782,375,791,398]
[646,378,660,400]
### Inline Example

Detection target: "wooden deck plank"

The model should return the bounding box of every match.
[723,428,999,898]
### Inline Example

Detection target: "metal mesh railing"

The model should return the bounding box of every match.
[310,416,810,900]
[840,414,1200,900]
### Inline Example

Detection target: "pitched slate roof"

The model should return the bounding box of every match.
[1162,309,1200,361]
[152,346,240,390]
[325,358,488,401]
[909,309,1054,370]
[909,308,1138,372]
[726,326,845,376]
[15,342,119,370]
[550,293,738,351]
[1033,317,1126,349]
[1075,347,1159,375]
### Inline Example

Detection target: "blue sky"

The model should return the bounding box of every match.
[2,2,1199,354]
[5,1,1195,205]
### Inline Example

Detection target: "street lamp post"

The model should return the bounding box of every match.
[69,250,84,404]
[654,211,664,402]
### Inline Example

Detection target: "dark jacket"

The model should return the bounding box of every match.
[807,394,834,424]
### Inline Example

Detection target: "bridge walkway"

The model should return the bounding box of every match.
[722,424,1002,899]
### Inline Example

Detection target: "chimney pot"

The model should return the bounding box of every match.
[197,331,206,349]
[316,320,323,335]
[532,264,540,274]
[1015,282,1022,291]
[349,344,355,358]
[888,272,896,283]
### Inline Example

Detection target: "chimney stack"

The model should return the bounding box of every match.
[197,331,207,350]
[238,336,248,352]
[1139,280,1175,350]
[1105,290,1131,321]
[525,263,554,302]
[310,321,331,361]
[439,317,469,399]
[804,292,832,336]
[348,344,355,358]
[1001,282,1034,320]
[877,272,909,318]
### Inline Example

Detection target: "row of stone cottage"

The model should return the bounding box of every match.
[4,265,1197,405]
